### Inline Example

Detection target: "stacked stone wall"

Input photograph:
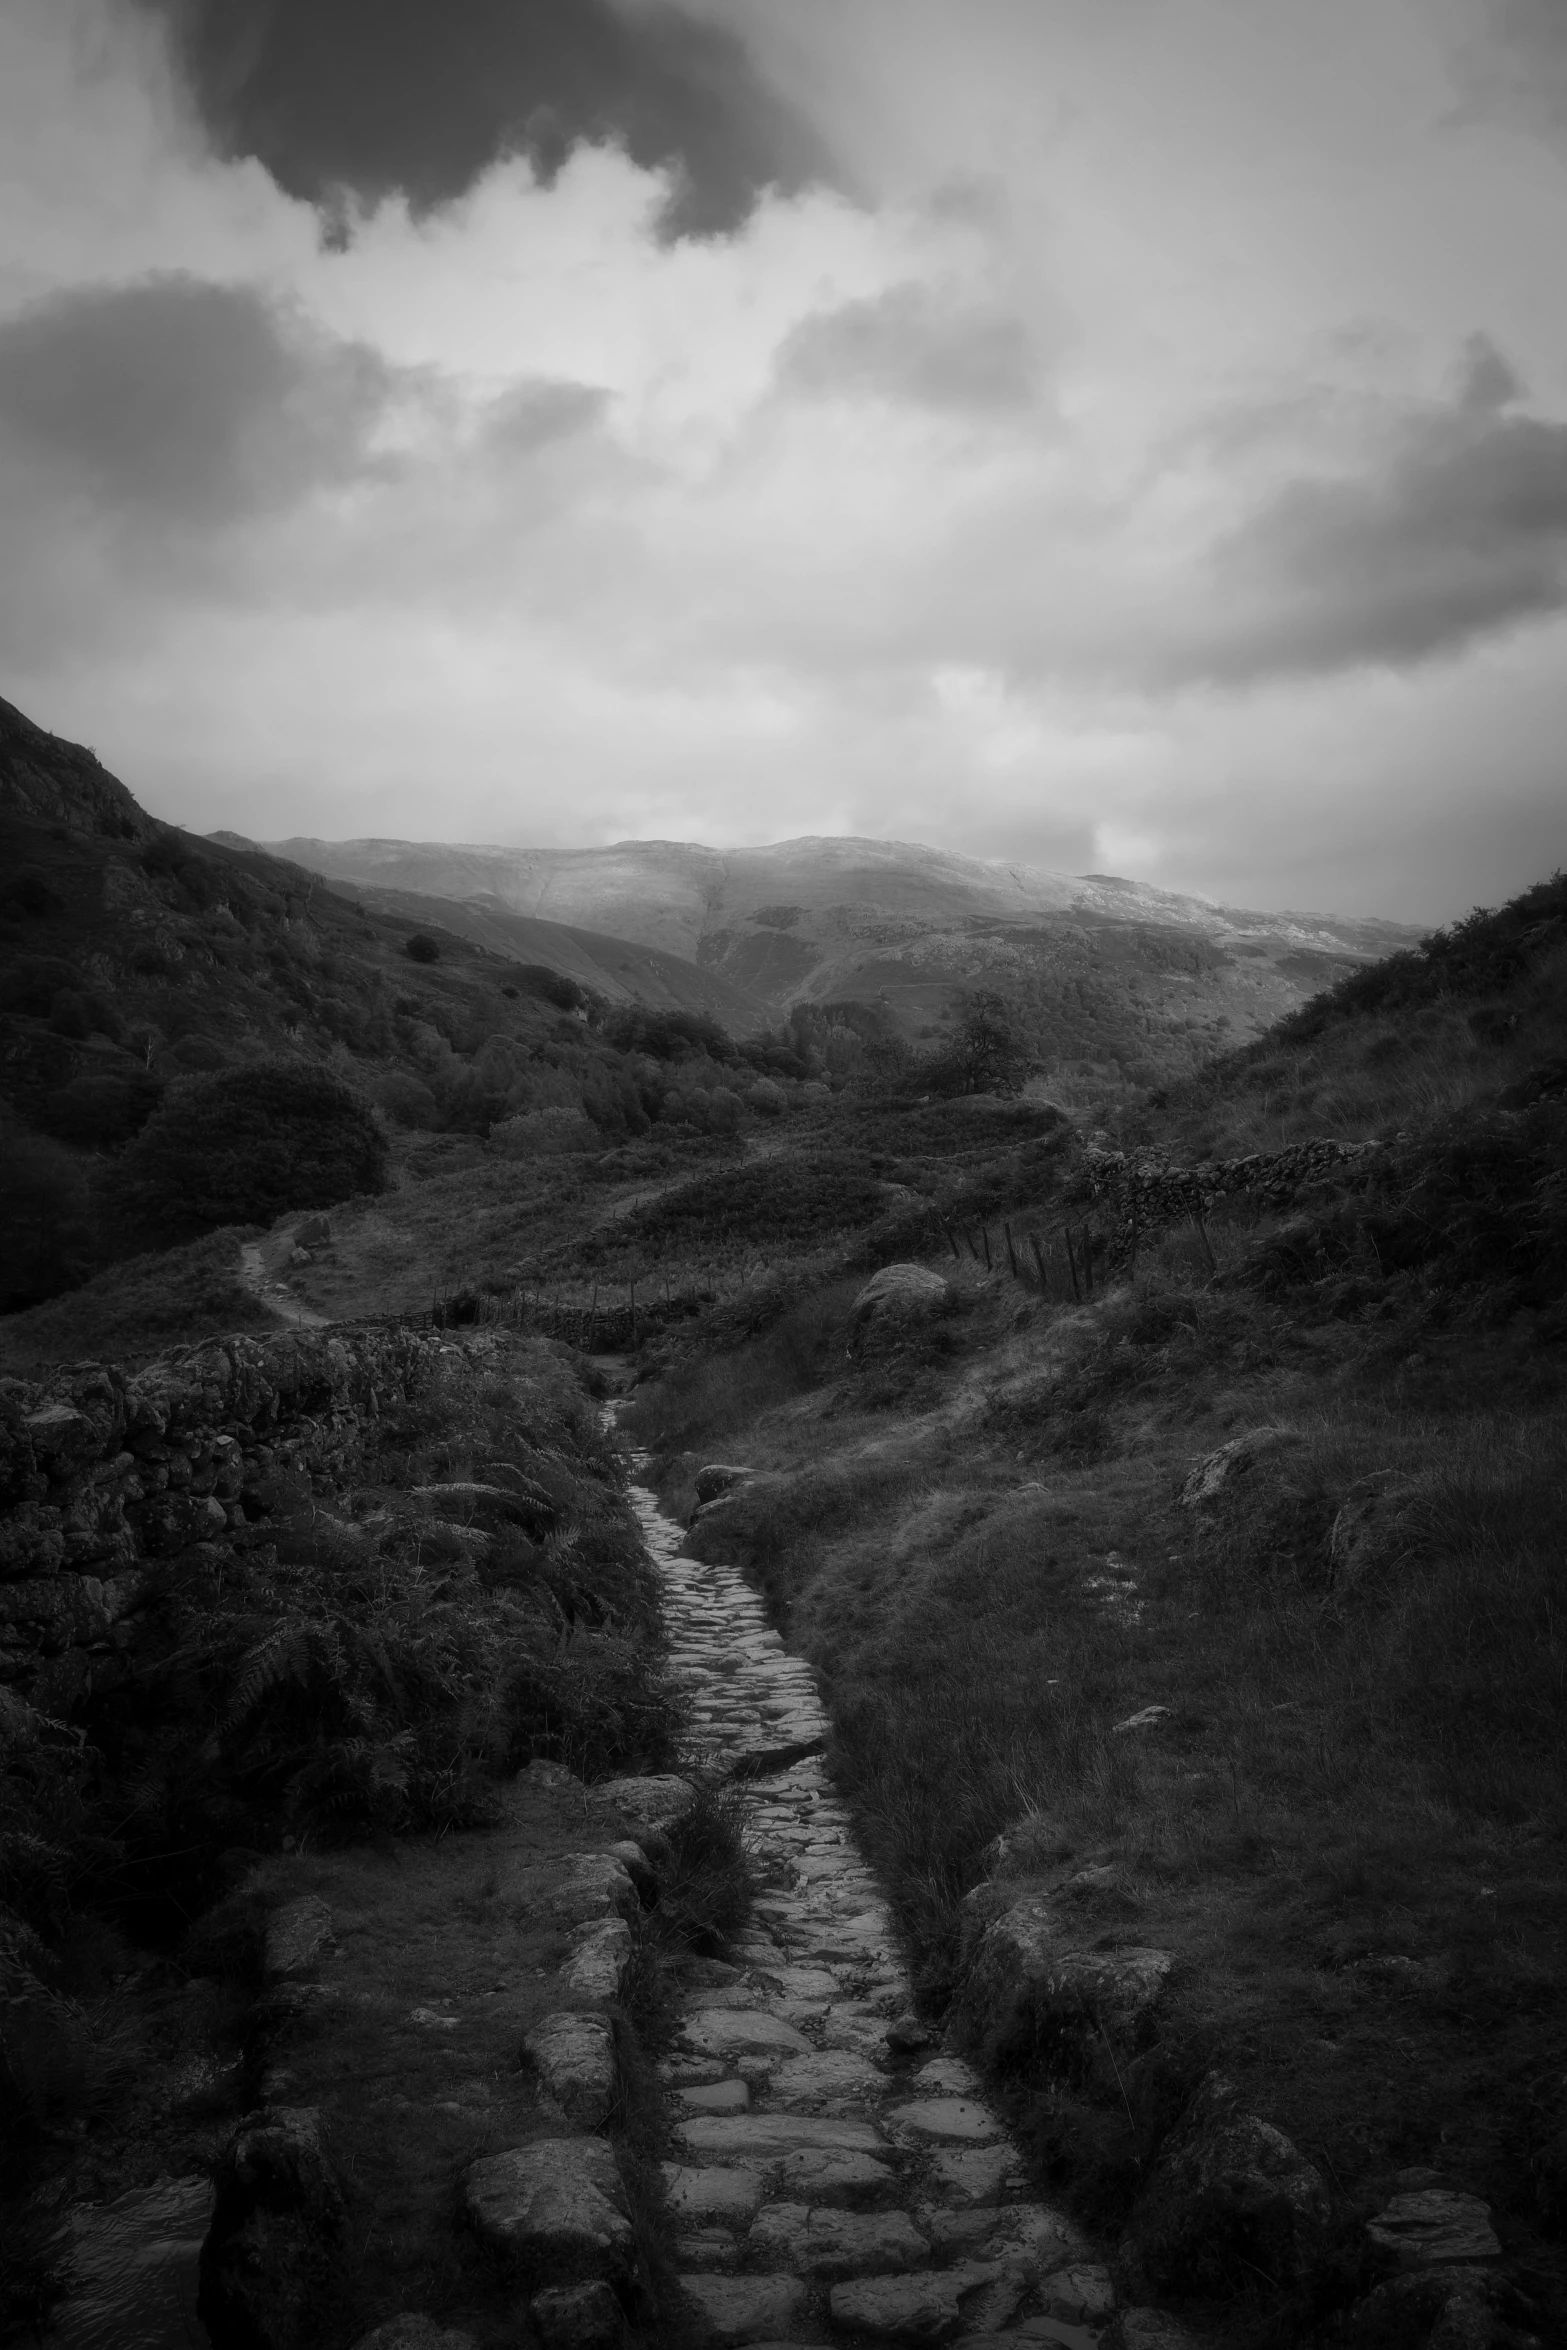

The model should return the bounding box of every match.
[1085,1137,1384,1271]
[0,1325,472,1720]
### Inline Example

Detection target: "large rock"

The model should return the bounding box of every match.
[846,1264,952,1360]
[462,2139,634,2285]
[263,1896,336,1985]
[1365,2190,1500,2269]
[524,2011,618,2128]
[679,2009,813,2063]
[1120,2075,1331,2297]
[529,2280,626,2349]
[959,1889,1172,2061]
[349,2321,478,2350]
[1344,2266,1509,2349]
[1179,1428,1298,1508]
[827,2262,1016,2341]
[198,2107,345,2350]
[692,1466,756,1507]
[563,1918,634,2005]
[596,1774,697,1836]
[679,2272,809,2345]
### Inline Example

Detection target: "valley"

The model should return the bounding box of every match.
[1,699,1563,2350]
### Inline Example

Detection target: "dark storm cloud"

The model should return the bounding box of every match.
[132,0,838,239]
[1195,336,1567,679]
[779,283,1037,414]
[0,273,394,524]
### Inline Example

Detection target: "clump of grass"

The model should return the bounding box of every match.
[0,1224,269,1371]
[650,1783,755,1957]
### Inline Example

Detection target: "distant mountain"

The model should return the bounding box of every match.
[252,829,1426,1084]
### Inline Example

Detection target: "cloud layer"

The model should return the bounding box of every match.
[0,0,1564,922]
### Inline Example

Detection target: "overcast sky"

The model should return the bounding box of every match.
[2,0,1565,919]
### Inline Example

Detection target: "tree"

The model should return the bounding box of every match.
[0,1123,95,1309]
[404,933,441,963]
[927,988,1029,1096]
[107,1060,389,1243]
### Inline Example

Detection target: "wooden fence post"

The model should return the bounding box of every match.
[981,1226,993,1271]
[1191,1209,1217,1275]
[941,1217,961,1262]
[1081,1224,1094,1298]
[1063,1228,1082,1303]
[1028,1232,1049,1296]
[629,1279,637,1343]
[1004,1221,1020,1279]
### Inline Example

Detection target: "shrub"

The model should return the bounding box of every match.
[106,1060,389,1244]
[0,957,81,1017]
[367,1070,441,1129]
[514,963,585,1011]
[404,933,441,964]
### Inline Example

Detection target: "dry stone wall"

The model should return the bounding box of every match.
[0,1325,478,1721]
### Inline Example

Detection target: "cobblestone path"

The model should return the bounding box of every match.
[628,1470,1115,2350]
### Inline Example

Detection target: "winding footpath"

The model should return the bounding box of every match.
[628,1463,1118,2350]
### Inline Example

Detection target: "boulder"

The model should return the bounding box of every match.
[1366,2189,1500,2269]
[524,2011,618,2128]
[263,1896,336,1985]
[462,2139,634,2285]
[1120,2075,1331,2297]
[1179,1428,1299,1508]
[679,2272,809,2345]
[958,1891,1172,2057]
[1343,2266,1508,2349]
[562,1918,634,2005]
[198,2107,345,2350]
[693,1465,757,1506]
[596,1773,697,1836]
[846,1264,952,1360]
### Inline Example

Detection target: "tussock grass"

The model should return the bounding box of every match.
[0,1225,270,1371]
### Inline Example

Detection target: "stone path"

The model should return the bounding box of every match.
[627,1466,1117,2350]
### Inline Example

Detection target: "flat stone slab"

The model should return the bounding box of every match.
[919,2204,1087,2272]
[680,2009,813,2061]
[528,2280,625,2349]
[923,2146,1024,2206]
[885,2098,1005,2144]
[679,2272,809,2345]
[749,2202,931,2281]
[681,2113,884,2162]
[828,2261,1007,2341]
[662,2166,767,2224]
[524,2011,617,2127]
[1366,2189,1500,2267]
[768,2048,885,2110]
[769,2148,902,2209]
[680,2080,752,2115]
[463,2140,633,2281]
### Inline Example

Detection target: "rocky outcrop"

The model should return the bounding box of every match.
[845,1263,953,1359]
[462,2139,637,2289]
[1118,2073,1332,2298]
[956,1887,1174,2063]
[0,1326,501,1718]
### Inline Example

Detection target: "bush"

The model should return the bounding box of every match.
[514,963,585,1011]
[106,1060,389,1244]
[404,933,441,964]
[0,957,81,1017]
[0,1125,95,1311]
[367,1070,442,1130]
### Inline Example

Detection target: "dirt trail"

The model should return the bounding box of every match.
[238,1238,330,1329]
[631,1461,1116,2347]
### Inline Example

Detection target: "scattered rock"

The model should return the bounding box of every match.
[885,2013,935,2054]
[1366,2189,1501,2269]
[462,2139,634,2285]
[679,2271,809,2345]
[680,2114,884,2163]
[827,2261,1007,2341]
[262,1896,335,1984]
[680,2008,813,2063]
[769,2148,902,2209]
[529,2279,626,2349]
[524,2011,618,2128]
[1120,2074,1331,2296]
[547,1853,641,1926]
[1179,1428,1298,1508]
[1113,1705,1172,1734]
[923,2145,1021,2206]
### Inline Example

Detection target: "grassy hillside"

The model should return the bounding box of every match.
[617,874,1567,2347]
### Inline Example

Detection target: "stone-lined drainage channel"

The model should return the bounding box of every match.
[628,1464,1114,2349]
